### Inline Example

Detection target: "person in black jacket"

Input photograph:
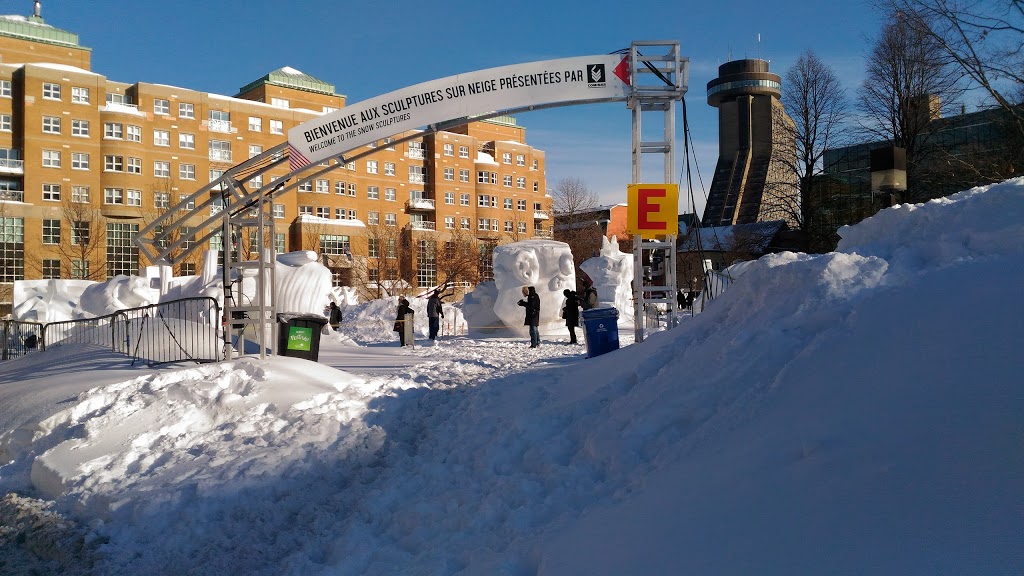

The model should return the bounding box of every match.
[562,289,581,344]
[328,302,343,330]
[394,296,413,346]
[427,290,444,341]
[517,286,541,348]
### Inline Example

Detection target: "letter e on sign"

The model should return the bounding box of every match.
[627,184,678,239]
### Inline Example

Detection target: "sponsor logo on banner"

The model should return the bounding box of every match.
[288,326,313,351]
[587,64,606,88]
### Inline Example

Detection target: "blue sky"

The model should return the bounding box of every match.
[27,0,886,217]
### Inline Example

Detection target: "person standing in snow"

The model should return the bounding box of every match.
[517,286,541,348]
[580,279,598,311]
[328,301,343,330]
[562,289,581,344]
[427,290,444,341]
[394,296,413,346]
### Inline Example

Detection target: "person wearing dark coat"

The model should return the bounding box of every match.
[427,291,444,341]
[394,296,413,346]
[328,302,343,329]
[677,289,687,310]
[562,289,581,344]
[517,285,541,348]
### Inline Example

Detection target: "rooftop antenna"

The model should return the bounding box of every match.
[33,1,41,18]
[757,33,761,60]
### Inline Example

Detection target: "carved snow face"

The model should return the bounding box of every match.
[492,240,576,333]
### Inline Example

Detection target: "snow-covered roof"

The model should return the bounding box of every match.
[24,62,96,75]
[475,151,498,165]
[678,220,787,252]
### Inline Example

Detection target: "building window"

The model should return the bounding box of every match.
[127,157,141,174]
[248,117,262,132]
[72,186,90,204]
[299,205,312,215]
[42,259,61,279]
[478,194,491,208]
[42,150,61,168]
[0,217,25,282]
[154,161,170,178]
[348,209,357,219]
[72,119,89,137]
[179,133,195,149]
[43,82,61,100]
[443,143,454,156]
[179,195,195,210]
[366,160,378,174]
[348,183,356,196]
[491,218,499,231]
[517,177,526,189]
[316,206,330,218]
[180,163,196,180]
[459,169,470,183]
[459,145,469,158]
[104,122,123,139]
[42,219,61,244]
[460,217,470,230]
[42,116,61,134]
[444,191,455,205]
[408,141,424,159]
[504,220,513,233]
[126,189,142,207]
[71,86,90,104]
[272,204,285,218]
[478,171,492,184]
[153,98,170,115]
[270,120,283,134]
[335,208,345,219]
[460,193,470,206]
[444,167,454,181]
[367,186,379,199]
[72,153,90,170]
[335,181,346,195]
[409,165,425,183]
[0,114,10,131]
[444,216,455,229]
[320,234,350,255]
[249,174,263,188]
[154,130,170,147]
[534,181,540,192]
[367,239,379,258]
[518,222,527,234]
[249,144,263,158]
[154,192,169,209]
[384,162,396,176]
[298,181,312,192]
[41,183,59,201]
[385,213,397,226]
[532,159,539,170]
[104,187,124,205]
[0,80,10,97]
[417,239,437,287]
[316,179,330,194]
[503,198,513,210]
[516,154,525,166]
[71,259,88,279]
[179,102,194,118]
[517,199,526,211]
[478,218,489,231]
[271,97,289,109]
[503,175,513,187]
[385,187,396,201]
[106,223,139,278]
[127,125,141,142]
[502,152,512,164]
[368,211,379,225]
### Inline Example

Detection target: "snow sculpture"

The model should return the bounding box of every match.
[579,235,634,323]
[492,240,576,336]
[11,279,93,323]
[78,275,159,317]
[461,281,505,336]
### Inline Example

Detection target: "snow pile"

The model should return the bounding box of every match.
[0,179,1021,574]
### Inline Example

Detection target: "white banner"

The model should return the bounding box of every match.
[287,54,630,170]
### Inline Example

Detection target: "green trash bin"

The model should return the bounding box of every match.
[277,313,328,361]
[581,307,620,358]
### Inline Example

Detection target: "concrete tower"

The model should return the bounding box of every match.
[702,59,798,228]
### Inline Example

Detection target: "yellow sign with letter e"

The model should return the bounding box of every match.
[626,184,678,239]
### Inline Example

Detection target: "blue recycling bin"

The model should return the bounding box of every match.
[581,307,620,358]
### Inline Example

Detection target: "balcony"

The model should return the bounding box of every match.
[0,189,24,202]
[99,102,141,115]
[209,150,233,163]
[533,210,550,220]
[406,198,436,211]
[533,229,553,239]
[205,119,236,134]
[0,158,24,174]
[408,220,436,231]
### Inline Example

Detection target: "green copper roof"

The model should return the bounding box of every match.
[0,15,84,49]
[236,67,339,97]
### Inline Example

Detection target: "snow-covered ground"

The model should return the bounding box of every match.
[1,179,1023,575]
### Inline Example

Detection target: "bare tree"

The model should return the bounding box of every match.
[552,177,598,216]
[551,177,604,267]
[781,49,848,228]
[352,222,406,300]
[858,12,965,193]
[140,179,202,276]
[436,226,480,294]
[57,196,107,281]
[878,0,1024,138]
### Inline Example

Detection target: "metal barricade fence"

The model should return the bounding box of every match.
[1,297,221,366]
